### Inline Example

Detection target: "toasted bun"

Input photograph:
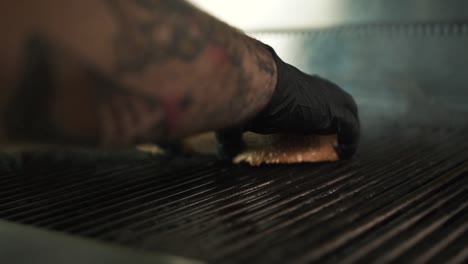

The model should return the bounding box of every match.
[179,132,338,166]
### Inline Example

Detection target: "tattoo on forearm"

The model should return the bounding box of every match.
[106,0,276,123]
[108,0,214,72]
[246,39,276,76]
[5,34,169,145]
[4,35,67,143]
[87,69,169,144]
[107,0,271,76]
[178,94,193,112]
[5,0,277,145]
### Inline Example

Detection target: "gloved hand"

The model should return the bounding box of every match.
[216,45,360,160]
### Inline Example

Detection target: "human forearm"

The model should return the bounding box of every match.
[0,0,277,146]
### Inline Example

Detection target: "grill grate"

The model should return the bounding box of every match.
[0,124,467,263]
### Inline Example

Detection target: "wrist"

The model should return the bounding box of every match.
[229,38,279,128]
[249,43,285,120]
[245,42,279,118]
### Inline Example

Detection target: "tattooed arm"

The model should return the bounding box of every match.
[0,0,277,146]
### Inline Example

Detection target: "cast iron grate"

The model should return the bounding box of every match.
[0,124,467,263]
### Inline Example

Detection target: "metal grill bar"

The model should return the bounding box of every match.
[5,162,218,224]
[0,125,467,263]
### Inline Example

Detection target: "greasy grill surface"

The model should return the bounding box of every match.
[0,125,467,263]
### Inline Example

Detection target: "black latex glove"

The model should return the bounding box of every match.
[216,45,360,160]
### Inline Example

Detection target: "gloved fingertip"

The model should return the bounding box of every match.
[216,140,245,161]
[335,144,358,160]
[215,129,245,161]
[157,141,184,156]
